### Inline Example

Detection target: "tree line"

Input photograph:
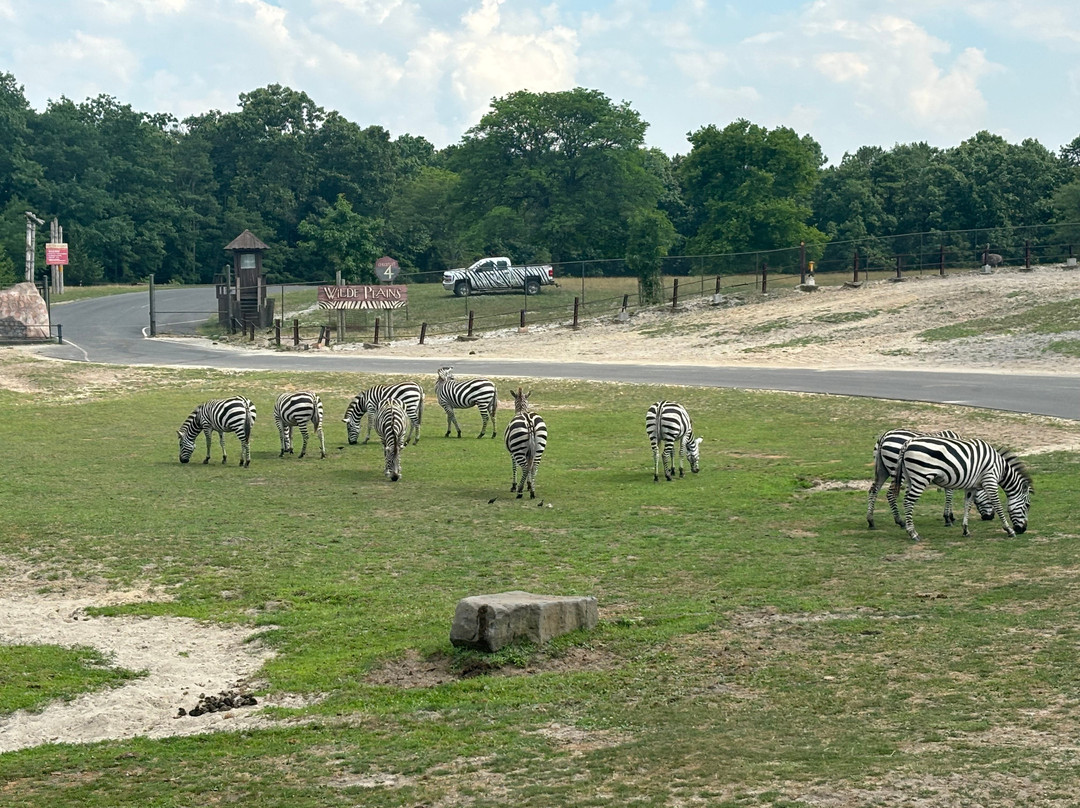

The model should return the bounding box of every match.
[2,71,1079,298]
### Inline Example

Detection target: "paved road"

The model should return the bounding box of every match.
[35,287,1080,421]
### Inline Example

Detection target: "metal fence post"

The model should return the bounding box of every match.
[56,323,63,344]
[572,297,579,329]
[148,274,157,336]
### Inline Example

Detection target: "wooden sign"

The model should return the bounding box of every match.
[318,285,407,310]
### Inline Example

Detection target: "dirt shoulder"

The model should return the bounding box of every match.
[336,264,1080,374]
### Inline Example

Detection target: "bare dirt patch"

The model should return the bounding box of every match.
[0,585,313,753]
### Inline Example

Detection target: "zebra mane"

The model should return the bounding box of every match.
[1000,450,1032,487]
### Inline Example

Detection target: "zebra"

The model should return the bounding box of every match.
[867,428,995,529]
[342,382,424,446]
[504,388,547,499]
[646,400,702,482]
[374,399,409,482]
[177,396,256,467]
[890,436,1033,542]
[435,366,498,438]
[273,391,326,459]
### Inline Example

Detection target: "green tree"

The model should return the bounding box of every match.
[297,194,379,283]
[680,120,826,260]
[0,249,16,287]
[449,88,664,263]
[626,209,676,304]
[382,166,469,278]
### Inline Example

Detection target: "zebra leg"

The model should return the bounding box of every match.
[477,407,488,439]
[511,457,520,493]
[203,428,215,464]
[444,406,462,438]
[885,482,904,527]
[316,425,326,458]
[363,415,373,445]
[961,491,973,537]
[298,424,309,458]
[867,472,889,529]
[985,482,1014,537]
[652,442,661,482]
[943,488,956,527]
[277,424,287,457]
[664,443,675,481]
[489,406,497,439]
[902,484,924,541]
[242,437,251,467]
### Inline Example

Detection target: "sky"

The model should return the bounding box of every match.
[1,0,1078,164]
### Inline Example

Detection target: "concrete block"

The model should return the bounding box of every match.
[450,591,599,652]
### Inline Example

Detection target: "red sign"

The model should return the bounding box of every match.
[318,285,407,310]
[45,243,69,265]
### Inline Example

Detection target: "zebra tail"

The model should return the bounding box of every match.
[244,400,254,442]
[889,444,909,501]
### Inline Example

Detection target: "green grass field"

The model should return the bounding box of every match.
[2,351,1080,806]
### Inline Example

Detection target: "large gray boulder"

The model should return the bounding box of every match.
[450,591,599,652]
[0,282,50,340]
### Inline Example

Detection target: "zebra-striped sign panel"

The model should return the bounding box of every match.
[318,285,407,310]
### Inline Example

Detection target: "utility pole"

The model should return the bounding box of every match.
[25,211,44,283]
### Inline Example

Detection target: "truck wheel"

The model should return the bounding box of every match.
[454,281,469,297]
[525,279,541,296]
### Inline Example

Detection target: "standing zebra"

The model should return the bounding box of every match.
[274,391,326,459]
[435,366,498,438]
[374,399,409,482]
[891,436,1032,542]
[504,388,547,499]
[177,396,256,467]
[646,401,702,482]
[342,382,424,445]
[867,428,994,528]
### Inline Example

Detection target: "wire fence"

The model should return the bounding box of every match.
[151,221,1080,347]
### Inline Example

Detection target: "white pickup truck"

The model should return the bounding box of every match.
[441,257,556,297]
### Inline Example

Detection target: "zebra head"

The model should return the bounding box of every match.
[437,365,455,383]
[510,388,532,414]
[177,412,199,463]
[342,395,366,444]
[687,436,703,474]
[999,451,1032,534]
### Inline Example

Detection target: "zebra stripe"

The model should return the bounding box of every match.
[374,399,409,481]
[436,366,498,439]
[274,392,326,459]
[867,428,994,529]
[891,436,1033,542]
[504,388,547,499]
[645,401,701,482]
[177,396,256,467]
[343,382,424,445]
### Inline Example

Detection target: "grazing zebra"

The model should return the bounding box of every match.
[867,428,994,529]
[646,400,702,482]
[891,436,1033,542]
[273,391,326,459]
[177,396,256,467]
[435,366,498,439]
[374,399,409,481]
[504,388,548,499]
[342,382,424,445]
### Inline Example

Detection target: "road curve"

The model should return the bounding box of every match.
[34,287,1080,421]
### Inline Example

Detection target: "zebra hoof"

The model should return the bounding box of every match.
[516,492,524,499]
[867,519,875,529]
[203,458,210,465]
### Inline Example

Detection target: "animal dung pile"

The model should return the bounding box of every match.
[176,690,258,718]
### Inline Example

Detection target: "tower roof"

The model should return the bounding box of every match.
[224,229,269,251]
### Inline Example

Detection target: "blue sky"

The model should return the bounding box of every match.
[1,0,1077,164]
